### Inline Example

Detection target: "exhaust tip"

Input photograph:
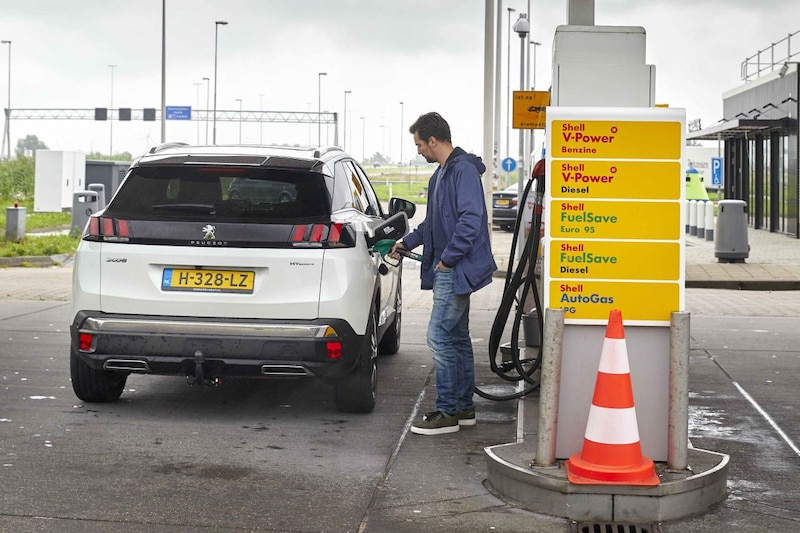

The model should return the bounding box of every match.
[104,359,151,373]
[260,364,310,377]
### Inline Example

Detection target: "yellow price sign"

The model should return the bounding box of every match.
[549,200,680,240]
[548,280,680,323]
[552,120,681,159]
[549,240,680,280]
[551,160,681,200]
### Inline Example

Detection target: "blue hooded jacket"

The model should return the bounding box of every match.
[402,147,497,295]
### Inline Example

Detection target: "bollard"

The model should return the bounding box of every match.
[705,201,715,241]
[668,311,690,471]
[5,204,26,241]
[534,308,565,467]
[682,198,689,234]
[696,201,706,238]
[688,199,697,236]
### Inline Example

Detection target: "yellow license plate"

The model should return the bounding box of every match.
[496,199,510,207]
[162,268,255,293]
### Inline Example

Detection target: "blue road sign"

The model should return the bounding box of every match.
[711,157,723,187]
[501,157,517,173]
[166,106,192,120]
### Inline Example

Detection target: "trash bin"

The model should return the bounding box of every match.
[71,191,99,235]
[88,183,106,210]
[522,310,541,347]
[5,204,26,241]
[714,199,749,263]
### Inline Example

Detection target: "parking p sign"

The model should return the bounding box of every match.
[711,157,723,187]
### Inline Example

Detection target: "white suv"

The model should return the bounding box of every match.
[69,143,415,413]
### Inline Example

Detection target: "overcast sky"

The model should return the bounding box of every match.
[2,0,799,162]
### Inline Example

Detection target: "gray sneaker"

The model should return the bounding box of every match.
[457,408,476,426]
[411,411,459,435]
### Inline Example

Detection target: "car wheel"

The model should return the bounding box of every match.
[70,348,127,402]
[278,191,292,203]
[378,278,401,355]
[334,312,377,413]
[229,189,241,200]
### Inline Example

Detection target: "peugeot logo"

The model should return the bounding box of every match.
[202,224,216,240]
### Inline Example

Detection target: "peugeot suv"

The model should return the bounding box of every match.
[69,143,415,413]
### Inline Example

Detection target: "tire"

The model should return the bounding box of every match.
[334,313,377,413]
[378,278,401,355]
[70,348,127,402]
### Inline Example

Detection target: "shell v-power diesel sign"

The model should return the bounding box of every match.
[544,107,686,325]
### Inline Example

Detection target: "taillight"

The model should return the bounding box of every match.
[326,341,343,360]
[79,332,94,352]
[84,215,132,242]
[291,223,348,248]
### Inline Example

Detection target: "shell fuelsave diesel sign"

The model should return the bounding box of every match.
[544,107,686,325]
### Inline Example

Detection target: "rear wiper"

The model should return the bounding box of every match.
[152,204,217,215]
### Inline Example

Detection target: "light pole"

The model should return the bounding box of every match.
[202,77,210,144]
[160,0,166,143]
[194,82,201,144]
[514,14,529,166]
[212,20,228,145]
[505,6,515,188]
[1,40,10,160]
[380,124,391,163]
[530,40,541,90]
[360,116,365,163]
[236,98,242,143]
[258,93,264,144]
[317,72,327,146]
[108,64,117,157]
[343,90,351,151]
[399,101,404,167]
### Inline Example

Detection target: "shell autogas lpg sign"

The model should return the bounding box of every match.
[544,107,686,325]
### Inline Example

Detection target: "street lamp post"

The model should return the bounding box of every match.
[343,90,351,151]
[212,20,228,145]
[160,0,166,143]
[530,40,541,90]
[317,72,327,146]
[194,82,201,144]
[505,6,515,189]
[258,93,264,144]
[399,101,404,167]
[202,77,210,144]
[1,40,10,160]
[108,64,117,157]
[360,116,365,163]
[236,98,242,143]
[513,14,529,171]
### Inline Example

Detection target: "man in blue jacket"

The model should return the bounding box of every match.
[391,112,497,435]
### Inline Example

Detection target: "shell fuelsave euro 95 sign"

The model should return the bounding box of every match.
[544,107,686,325]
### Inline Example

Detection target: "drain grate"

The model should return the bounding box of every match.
[574,523,660,533]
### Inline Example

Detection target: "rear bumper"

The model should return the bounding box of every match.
[70,311,363,380]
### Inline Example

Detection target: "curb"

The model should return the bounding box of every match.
[0,254,72,268]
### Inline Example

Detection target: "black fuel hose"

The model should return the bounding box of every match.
[474,174,545,401]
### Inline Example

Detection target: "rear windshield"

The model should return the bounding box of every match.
[106,166,332,223]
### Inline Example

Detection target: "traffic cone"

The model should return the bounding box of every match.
[565,309,660,486]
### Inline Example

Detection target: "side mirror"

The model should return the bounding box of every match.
[365,211,409,249]
[388,197,416,220]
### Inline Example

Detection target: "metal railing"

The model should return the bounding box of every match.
[741,29,800,81]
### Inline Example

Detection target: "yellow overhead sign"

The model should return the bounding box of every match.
[513,91,550,129]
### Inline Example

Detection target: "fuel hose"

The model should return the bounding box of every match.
[474,173,545,401]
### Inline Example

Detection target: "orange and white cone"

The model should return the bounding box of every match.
[565,309,660,486]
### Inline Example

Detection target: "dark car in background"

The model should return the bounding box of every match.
[492,184,519,232]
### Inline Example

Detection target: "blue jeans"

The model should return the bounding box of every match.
[427,269,475,415]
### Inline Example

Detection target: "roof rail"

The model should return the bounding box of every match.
[149,142,190,154]
[312,146,344,158]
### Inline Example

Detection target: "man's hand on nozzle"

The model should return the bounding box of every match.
[388,241,406,261]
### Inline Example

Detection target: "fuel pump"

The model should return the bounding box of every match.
[475,160,546,401]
